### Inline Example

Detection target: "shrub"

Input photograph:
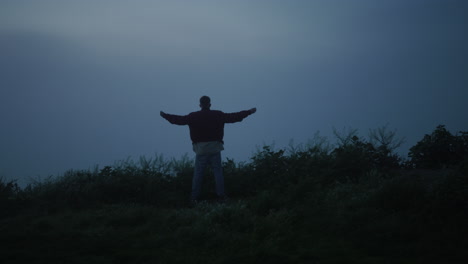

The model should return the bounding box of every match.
[331,135,376,183]
[0,178,22,217]
[22,155,194,210]
[409,125,468,169]
[330,126,404,184]
[3,127,468,263]
[0,177,19,201]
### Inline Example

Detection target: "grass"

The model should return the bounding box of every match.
[1,131,467,263]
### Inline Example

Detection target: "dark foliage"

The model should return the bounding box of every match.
[1,125,467,263]
[0,179,22,218]
[409,125,468,169]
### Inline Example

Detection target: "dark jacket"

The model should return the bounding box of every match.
[161,109,252,143]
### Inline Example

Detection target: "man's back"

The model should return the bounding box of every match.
[187,109,225,143]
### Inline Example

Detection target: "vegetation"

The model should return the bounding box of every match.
[1,125,467,263]
[409,125,468,169]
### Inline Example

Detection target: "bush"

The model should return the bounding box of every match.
[409,125,468,169]
[0,178,22,217]
[19,155,194,211]
[0,177,19,201]
[2,126,468,263]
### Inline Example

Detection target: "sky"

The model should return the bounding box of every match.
[1,0,467,186]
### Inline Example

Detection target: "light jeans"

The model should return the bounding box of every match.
[191,152,224,201]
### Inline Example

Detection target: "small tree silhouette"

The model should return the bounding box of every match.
[368,125,405,154]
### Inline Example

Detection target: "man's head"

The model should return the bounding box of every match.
[199,96,211,110]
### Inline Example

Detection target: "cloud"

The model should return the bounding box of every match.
[1,0,356,64]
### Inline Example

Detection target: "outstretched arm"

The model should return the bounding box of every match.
[223,107,257,123]
[160,111,189,125]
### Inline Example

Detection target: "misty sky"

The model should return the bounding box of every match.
[1,0,467,185]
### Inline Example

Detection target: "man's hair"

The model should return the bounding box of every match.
[200,96,211,108]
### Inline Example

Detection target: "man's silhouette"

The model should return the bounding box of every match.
[160,96,256,203]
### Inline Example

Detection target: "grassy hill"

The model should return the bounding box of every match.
[1,127,467,263]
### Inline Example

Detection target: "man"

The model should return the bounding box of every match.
[160,96,256,204]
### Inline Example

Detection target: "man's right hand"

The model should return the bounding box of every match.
[249,108,257,114]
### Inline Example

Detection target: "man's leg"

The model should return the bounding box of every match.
[191,154,208,201]
[210,152,225,198]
